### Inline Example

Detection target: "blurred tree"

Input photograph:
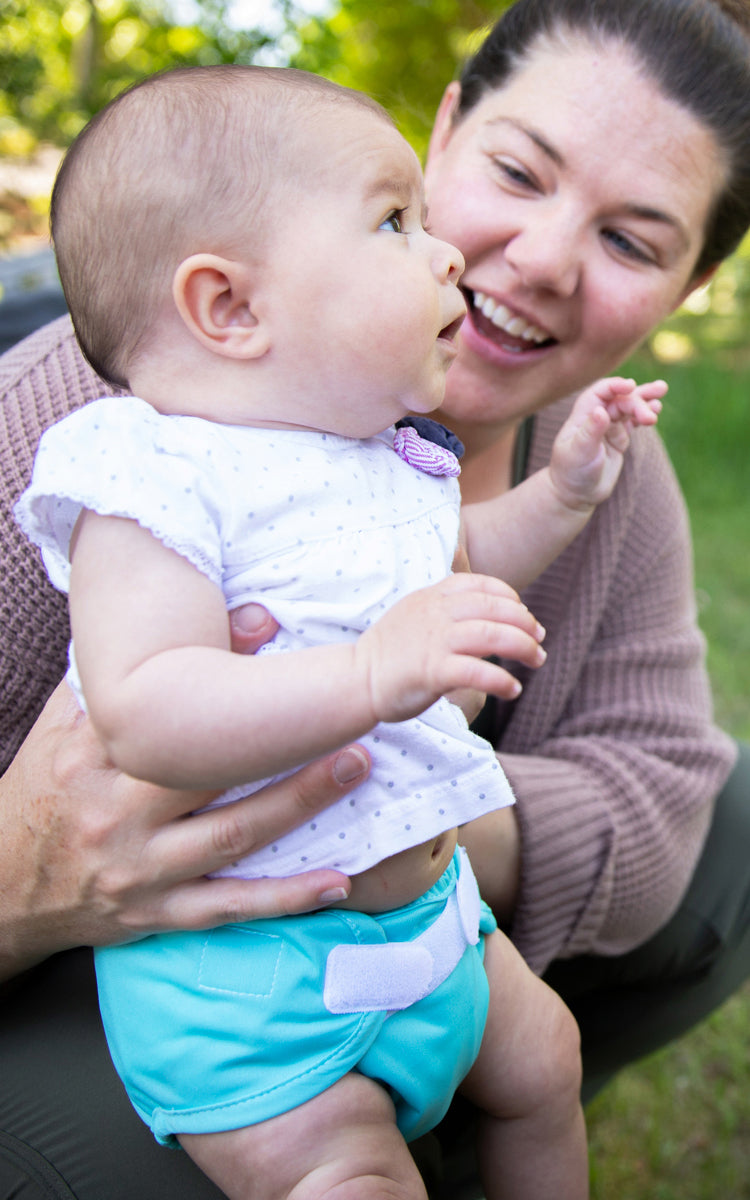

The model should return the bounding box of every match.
[653,239,750,370]
[0,0,292,154]
[1,0,747,358]
[291,0,513,157]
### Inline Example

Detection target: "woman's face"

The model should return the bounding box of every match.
[424,35,727,434]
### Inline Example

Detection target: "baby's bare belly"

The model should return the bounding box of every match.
[335,828,459,914]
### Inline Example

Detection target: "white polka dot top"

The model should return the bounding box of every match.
[16,397,514,877]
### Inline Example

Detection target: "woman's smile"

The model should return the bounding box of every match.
[424,35,725,429]
[463,288,555,354]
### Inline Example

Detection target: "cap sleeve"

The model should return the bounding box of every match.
[14,396,224,593]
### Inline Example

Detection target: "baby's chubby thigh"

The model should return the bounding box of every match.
[459,926,584,1121]
[179,1073,430,1200]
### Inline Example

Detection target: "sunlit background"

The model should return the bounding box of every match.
[2,0,749,366]
[1,4,749,1196]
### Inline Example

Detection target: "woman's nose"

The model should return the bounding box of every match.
[504,212,582,297]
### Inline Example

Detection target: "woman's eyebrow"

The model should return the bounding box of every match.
[487,116,564,167]
[622,203,689,250]
[487,116,689,248]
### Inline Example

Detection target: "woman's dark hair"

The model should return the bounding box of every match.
[458,0,750,276]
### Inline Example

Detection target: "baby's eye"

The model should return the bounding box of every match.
[379,211,404,234]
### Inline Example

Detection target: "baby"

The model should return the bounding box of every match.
[16,66,665,1200]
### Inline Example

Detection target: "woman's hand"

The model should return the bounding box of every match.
[0,609,367,982]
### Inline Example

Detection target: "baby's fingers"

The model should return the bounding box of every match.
[455,657,528,701]
[443,570,522,604]
[450,616,547,671]
[631,394,663,426]
[606,380,667,426]
[593,376,636,403]
[638,379,669,401]
[441,573,543,636]
[446,632,546,700]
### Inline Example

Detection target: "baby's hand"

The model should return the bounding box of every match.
[550,376,667,511]
[354,573,547,725]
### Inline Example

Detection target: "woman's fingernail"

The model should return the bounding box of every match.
[536,623,546,640]
[333,747,369,784]
[319,886,349,905]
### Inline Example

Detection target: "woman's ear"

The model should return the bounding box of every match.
[425,82,462,169]
[172,254,271,359]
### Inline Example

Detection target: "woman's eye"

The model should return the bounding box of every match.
[496,159,536,189]
[379,211,404,233]
[603,229,653,264]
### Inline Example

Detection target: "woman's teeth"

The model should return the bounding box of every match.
[473,291,548,344]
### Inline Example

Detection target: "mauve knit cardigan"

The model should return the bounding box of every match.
[0,317,736,975]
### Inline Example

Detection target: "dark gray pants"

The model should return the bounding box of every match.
[546,740,750,1104]
[2,743,749,1199]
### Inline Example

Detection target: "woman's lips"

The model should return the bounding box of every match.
[464,289,555,354]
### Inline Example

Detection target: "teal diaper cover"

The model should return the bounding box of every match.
[94,848,496,1145]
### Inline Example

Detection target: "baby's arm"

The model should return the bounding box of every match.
[70,510,546,791]
[462,376,666,590]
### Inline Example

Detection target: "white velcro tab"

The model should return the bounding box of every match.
[323,851,484,1014]
[324,942,433,1013]
[455,846,481,945]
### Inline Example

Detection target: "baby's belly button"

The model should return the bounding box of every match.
[431,833,448,860]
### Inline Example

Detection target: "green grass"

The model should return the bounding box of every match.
[631,356,750,743]
[588,983,750,1199]
[586,355,750,1196]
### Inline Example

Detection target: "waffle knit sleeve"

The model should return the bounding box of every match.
[494,398,737,975]
[0,317,117,773]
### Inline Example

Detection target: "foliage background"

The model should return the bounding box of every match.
[1,2,749,1195]
[2,0,749,365]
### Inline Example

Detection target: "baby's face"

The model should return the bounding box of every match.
[259,107,466,438]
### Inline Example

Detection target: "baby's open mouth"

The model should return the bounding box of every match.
[465,289,555,353]
[439,313,466,342]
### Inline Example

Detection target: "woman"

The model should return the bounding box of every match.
[1,0,749,1195]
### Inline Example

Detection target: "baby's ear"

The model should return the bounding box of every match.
[172,254,271,359]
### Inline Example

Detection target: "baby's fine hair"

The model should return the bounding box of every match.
[50,66,391,387]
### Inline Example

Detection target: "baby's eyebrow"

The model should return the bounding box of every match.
[363,175,415,206]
